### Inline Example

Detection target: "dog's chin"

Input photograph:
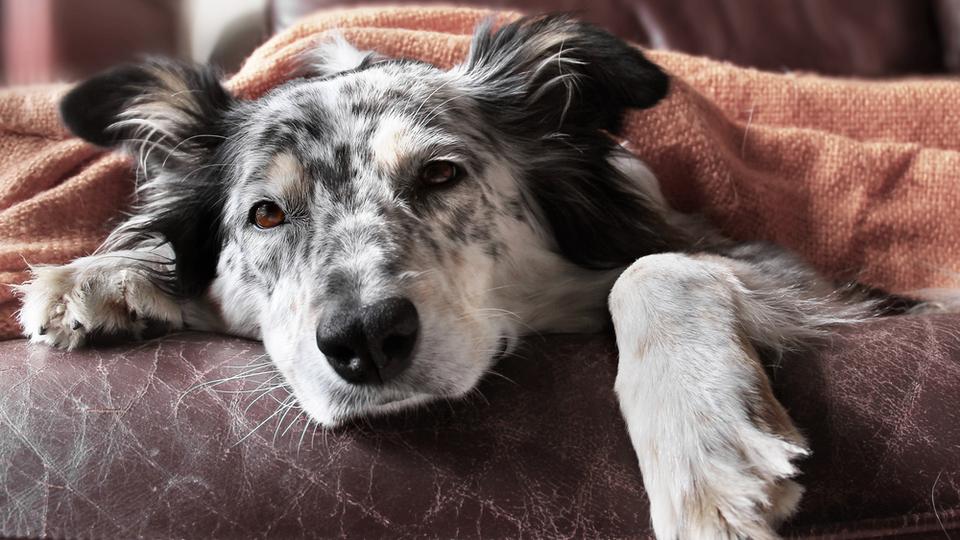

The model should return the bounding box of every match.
[309,389,461,428]
[335,393,438,425]
[305,363,497,428]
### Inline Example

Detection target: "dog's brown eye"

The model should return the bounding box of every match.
[251,201,286,229]
[419,160,460,186]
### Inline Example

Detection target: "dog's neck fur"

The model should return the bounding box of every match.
[497,243,624,335]
[494,154,693,336]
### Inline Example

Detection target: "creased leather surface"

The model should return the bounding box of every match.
[1,315,958,538]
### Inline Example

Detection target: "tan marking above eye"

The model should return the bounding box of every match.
[252,201,286,229]
[419,160,460,186]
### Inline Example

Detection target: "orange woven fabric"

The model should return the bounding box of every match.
[2,6,959,339]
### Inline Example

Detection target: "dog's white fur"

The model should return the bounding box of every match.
[612,254,808,539]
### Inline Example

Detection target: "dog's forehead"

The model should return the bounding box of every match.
[256,61,446,127]
[231,62,472,189]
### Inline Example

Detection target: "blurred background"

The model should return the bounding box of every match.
[1,0,959,85]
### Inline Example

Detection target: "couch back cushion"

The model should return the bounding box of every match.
[270,0,947,76]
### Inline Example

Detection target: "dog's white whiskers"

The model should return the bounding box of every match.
[280,409,306,438]
[182,364,279,398]
[243,383,290,416]
[482,369,518,386]
[272,398,301,445]
[233,392,296,447]
[295,417,313,455]
[464,386,491,407]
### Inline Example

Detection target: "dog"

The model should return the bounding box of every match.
[16,15,917,539]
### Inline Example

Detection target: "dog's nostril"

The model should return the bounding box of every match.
[316,307,372,384]
[382,332,417,363]
[324,345,358,367]
[362,297,419,383]
[316,331,370,384]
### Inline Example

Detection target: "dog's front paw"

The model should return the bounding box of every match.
[16,260,178,349]
[642,417,809,540]
[18,264,89,349]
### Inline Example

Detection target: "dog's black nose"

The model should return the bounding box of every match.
[316,297,419,384]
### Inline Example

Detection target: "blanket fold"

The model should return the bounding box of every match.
[1,6,959,339]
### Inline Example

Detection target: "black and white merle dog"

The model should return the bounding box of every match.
[18,15,906,539]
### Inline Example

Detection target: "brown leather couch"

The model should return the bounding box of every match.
[3,2,960,538]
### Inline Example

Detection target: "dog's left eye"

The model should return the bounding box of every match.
[250,201,286,229]
[419,160,461,186]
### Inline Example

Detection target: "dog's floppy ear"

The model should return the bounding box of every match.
[461,15,668,135]
[60,58,232,155]
[60,59,235,297]
[458,16,681,269]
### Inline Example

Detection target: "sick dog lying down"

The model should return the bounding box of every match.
[15,14,930,539]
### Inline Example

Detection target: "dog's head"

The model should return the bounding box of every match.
[60,16,674,424]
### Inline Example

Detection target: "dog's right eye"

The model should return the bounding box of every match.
[419,160,461,186]
[250,201,286,229]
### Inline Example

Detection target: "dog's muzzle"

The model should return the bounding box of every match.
[316,297,420,384]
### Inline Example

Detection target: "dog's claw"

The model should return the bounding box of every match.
[71,320,84,331]
[37,325,47,336]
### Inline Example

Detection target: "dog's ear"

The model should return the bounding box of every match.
[60,59,235,297]
[458,16,681,269]
[60,58,233,153]
[460,15,668,136]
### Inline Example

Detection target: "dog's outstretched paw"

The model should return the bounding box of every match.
[16,259,180,349]
[643,419,809,540]
[18,264,91,349]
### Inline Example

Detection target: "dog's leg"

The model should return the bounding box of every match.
[610,252,821,539]
[17,243,207,349]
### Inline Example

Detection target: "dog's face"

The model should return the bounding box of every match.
[219,57,590,422]
[60,16,674,425]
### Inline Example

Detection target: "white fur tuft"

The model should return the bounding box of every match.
[298,33,372,77]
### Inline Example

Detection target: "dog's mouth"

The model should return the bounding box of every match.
[332,392,434,424]
[317,334,513,424]
[372,393,431,408]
